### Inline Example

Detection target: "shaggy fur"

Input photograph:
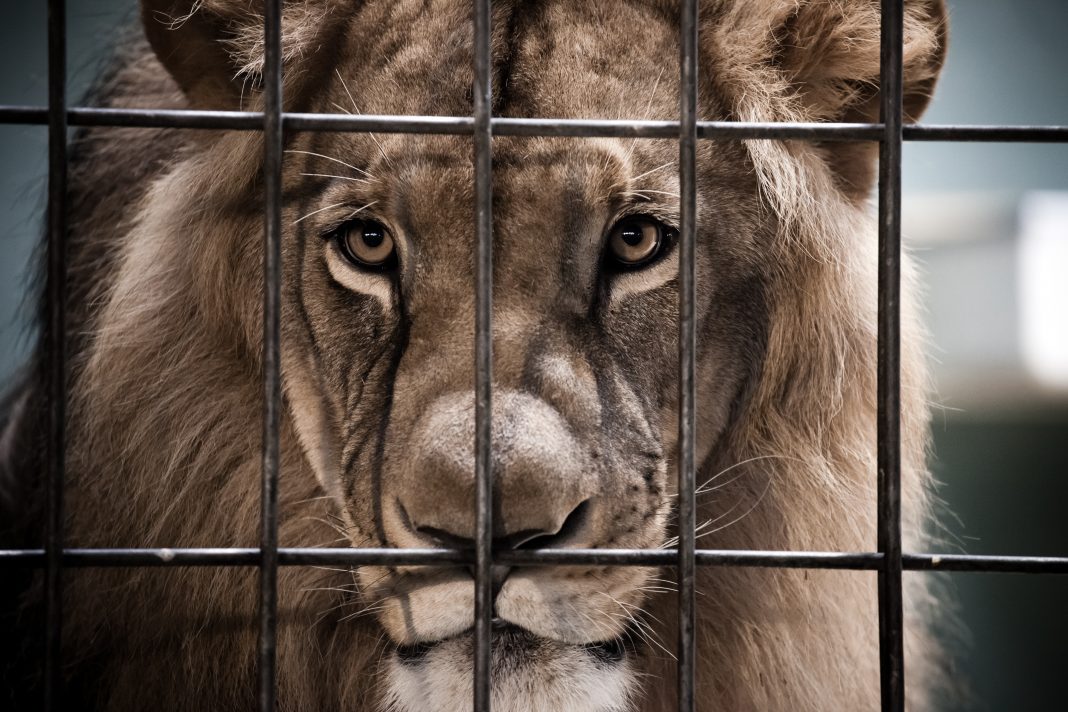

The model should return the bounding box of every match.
[1,1,948,710]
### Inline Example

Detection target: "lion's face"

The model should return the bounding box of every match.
[277,3,768,708]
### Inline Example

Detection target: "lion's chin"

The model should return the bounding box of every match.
[379,623,638,712]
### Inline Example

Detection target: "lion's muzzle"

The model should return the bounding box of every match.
[387,389,598,555]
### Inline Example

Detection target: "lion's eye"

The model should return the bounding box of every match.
[606,217,673,268]
[332,219,396,269]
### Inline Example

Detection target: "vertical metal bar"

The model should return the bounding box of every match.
[876,1,905,710]
[472,0,494,711]
[258,0,283,710]
[43,0,67,709]
[677,0,699,710]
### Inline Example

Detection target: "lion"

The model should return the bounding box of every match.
[0,0,949,710]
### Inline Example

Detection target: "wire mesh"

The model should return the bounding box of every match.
[3,1,1068,711]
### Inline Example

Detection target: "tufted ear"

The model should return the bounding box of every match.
[706,0,947,200]
[140,0,349,109]
[772,0,948,124]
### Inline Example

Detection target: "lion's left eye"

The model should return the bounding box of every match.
[331,219,396,269]
[606,217,673,268]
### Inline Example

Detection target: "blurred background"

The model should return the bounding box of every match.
[1,1,1065,709]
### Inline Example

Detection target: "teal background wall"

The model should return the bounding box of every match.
[905,6,1068,709]
[2,2,1066,709]
[0,2,135,380]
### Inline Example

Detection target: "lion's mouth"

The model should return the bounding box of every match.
[393,618,633,667]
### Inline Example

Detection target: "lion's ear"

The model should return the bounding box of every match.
[708,0,947,200]
[773,0,948,124]
[141,0,346,109]
[141,1,236,108]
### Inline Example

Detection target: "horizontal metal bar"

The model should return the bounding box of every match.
[504,119,886,141]
[0,105,46,124]
[289,112,474,134]
[508,549,883,569]
[0,107,472,133]
[0,548,469,567]
[2,105,1067,142]
[901,553,1068,573]
[0,106,871,138]
[904,124,1068,142]
[3,548,1067,572]
[0,106,259,130]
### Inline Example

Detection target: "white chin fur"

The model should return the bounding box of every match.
[379,633,637,712]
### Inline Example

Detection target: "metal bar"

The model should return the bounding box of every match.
[5,548,1068,572]
[501,119,884,141]
[472,0,494,710]
[902,553,1068,573]
[258,1,284,710]
[903,124,1068,142]
[877,1,905,710]
[4,106,1068,142]
[43,0,67,709]
[677,0,699,710]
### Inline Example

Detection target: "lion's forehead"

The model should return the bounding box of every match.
[503,3,685,120]
[334,0,688,122]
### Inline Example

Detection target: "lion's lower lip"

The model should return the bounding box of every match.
[393,619,524,664]
[392,619,632,666]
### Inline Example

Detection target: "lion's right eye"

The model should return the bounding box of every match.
[331,219,397,270]
[606,216,675,269]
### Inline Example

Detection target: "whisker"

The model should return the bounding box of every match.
[608,165,675,195]
[695,470,776,542]
[335,68,361,117]
[284,149,372,178]
[336,602,388,624]
[626,161,675,185]
[695,469,748,497]
[300,172,370,184]
[292,494,336,506]
[335,69,397,172]
[694,454,798,495]
[619,66,666,169]
[341,201,379,221]
[301,585,360,596]
[596,592,675,661]
[293,201,350,225]
[630,189,679,198]
[299,515,348,535]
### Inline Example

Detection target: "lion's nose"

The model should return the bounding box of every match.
[410,499,591,552]
[394,389,598,551]
[410,500,590,600]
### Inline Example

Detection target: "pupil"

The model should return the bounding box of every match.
[362,226,385,248]
[620,224,644,247]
